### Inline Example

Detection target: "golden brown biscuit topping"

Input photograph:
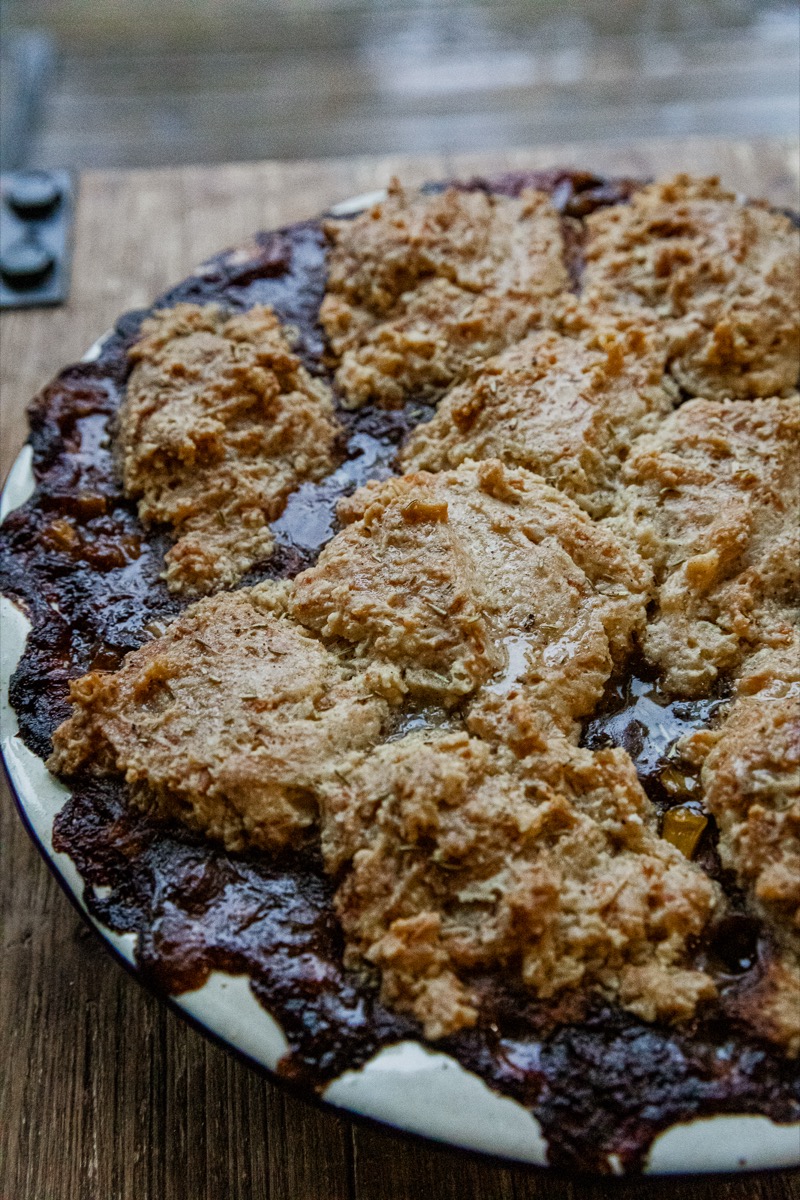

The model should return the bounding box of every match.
[119,303,340,595]
[684,678,800,1054]
[49,584,390,852]
[582,175,800,399]
[291,459,651,728]
[607,393,800,694]
[701,693,800,933]
[43,173,800,1055]
[322,725,718,1040]
[321,179,568,407]
[400,316,674,517]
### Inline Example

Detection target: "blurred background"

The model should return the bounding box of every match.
[1,0,799,172]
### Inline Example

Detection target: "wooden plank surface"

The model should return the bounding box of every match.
[1,138,799,1200]
[11,1,800,170]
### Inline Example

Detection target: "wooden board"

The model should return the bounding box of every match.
[14,1,800,171]
[1,139,799,1200]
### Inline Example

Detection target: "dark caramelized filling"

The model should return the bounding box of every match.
[707,915,762,977]
[2,173,798,1175]
[581,666,734,884]
[271,401,435,557]
[582,664,728,815]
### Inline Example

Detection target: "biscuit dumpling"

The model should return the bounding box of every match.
[49,585,390,852]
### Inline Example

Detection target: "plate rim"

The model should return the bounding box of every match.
[5,724,799,1180]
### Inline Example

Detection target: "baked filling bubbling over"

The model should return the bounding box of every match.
[45,175,800,1060]
[2,172,797,1170]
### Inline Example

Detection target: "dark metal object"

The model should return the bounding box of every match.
[0,169,72,308]
[0,238,56,289]
[5,171,62,219]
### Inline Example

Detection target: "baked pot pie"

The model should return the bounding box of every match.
[2,170,799,1174]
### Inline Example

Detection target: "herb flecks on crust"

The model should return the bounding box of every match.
[582,175,800,400]
[119,303,340,595]
[606,393,800,696]
[321,179,568,408]
[49,583,390,853]
[399,314,674,518]
[322,726,718,1041]
[290,459,651,728]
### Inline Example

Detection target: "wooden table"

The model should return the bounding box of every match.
[1,139,798,1200]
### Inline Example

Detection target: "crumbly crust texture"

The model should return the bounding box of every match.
[36,173,800,1068]
[582,175,800,399]
[321,180,569,407]
[701,694,800,936]
[680,632,800,1056]
[119,303,340,595]
[323,724,718,1040]
[607,393,800,695]
[49,584,390,852]
[290,459,651,728]
[665,620,800,1051]
[400,315,674,517]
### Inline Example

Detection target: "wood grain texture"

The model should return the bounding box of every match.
[1,139,799,1200]
[11,1,800,170]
